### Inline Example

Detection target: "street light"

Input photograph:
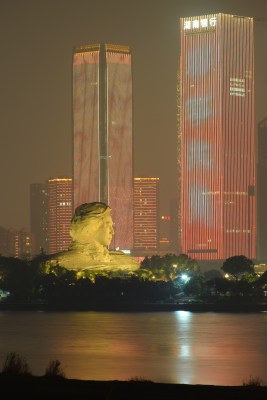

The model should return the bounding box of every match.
[181,274,190,282]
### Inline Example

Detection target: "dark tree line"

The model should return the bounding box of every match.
[0,253,266,305]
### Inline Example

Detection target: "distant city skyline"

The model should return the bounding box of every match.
[0,1,267,231]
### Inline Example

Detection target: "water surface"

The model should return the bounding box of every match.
[0,311,266,386]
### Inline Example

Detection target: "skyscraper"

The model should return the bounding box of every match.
[6,228,33,259]
[257,117,267,261]
[159,215,171,252]
[73,43,133,251]
[47,178,72,254]
[30,183,48,255]
[179,13,255,260]
[133,178,159,253]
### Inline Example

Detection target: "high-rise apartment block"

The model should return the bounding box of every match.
[133,178,159,252]
[73,43,133,251]
[30,183,48,255]
[47,178,72,254]
[5,228,33,259]
[179,14,255,260]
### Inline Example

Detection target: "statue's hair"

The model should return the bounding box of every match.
[72,202,110,223]
[70,202,111,240]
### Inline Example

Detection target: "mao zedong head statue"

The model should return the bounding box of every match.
[52,202,140,272]
[70,202,114,256]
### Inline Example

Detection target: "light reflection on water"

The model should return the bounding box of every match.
[0,310,266,386]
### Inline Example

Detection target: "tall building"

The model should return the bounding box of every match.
[159,215,171,252]
[179,13,255,260]
[30,183,48,255]
[47,178,72,254]
[6,228,33,259]
[73,43,133,251]
[257,117,267,261]
[0,226,34,259]
[133,178,159,253]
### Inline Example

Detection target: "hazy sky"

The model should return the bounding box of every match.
[1,0,267,230]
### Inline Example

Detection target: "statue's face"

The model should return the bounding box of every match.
[92,214,114,246]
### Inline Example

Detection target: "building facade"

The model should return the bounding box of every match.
[47,178,72,254]
[257,117,267,261]
[159,215,172,252]
[179,13,255,260]
[30,183,48,255]
[73,43,133,251]
[133,178,159,253]
[6,228,33,259]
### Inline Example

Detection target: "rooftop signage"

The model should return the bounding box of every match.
[183,16,217,31]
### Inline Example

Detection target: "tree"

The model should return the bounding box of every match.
[221,255,254,280]
[206,277,232,296]
[175,253,200,274]
[140,253,200,281]
[183,275,206,297]
[204,269,222,281]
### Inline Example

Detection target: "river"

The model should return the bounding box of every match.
[0,310,266,386]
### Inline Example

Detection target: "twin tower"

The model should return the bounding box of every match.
[73,44,133,251]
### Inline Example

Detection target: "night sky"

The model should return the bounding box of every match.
[1,0,267,230]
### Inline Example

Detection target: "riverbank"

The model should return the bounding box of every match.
[0,375,267,400]
[0,301,266,312]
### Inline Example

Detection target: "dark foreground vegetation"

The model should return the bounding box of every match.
[2,375,267,400]
[1,352,267,400]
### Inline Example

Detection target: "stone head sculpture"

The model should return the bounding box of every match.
[51,201,139,271]
[70,202,114,248]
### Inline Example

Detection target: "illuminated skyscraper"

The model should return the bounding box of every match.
[179,13,255,260]
[47,178,72,254]
[73,43,133,250]
[257,117,267,261]
[133,178,159,252]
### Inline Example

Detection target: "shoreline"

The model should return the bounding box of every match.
[0,301,266,312]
